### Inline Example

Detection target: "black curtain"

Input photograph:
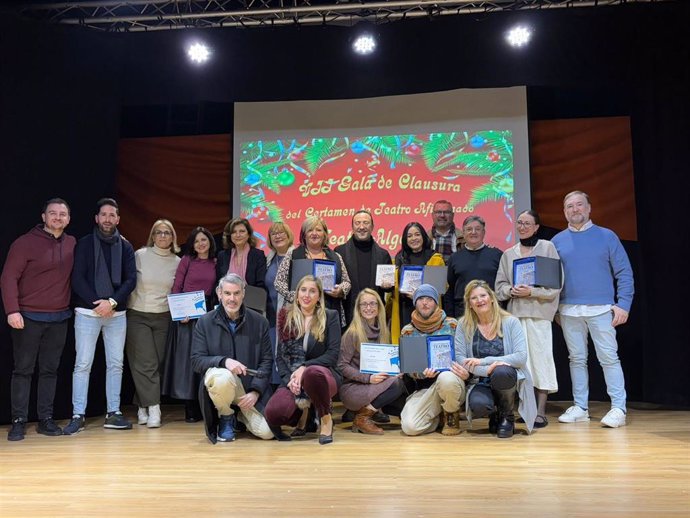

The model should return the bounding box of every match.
[0,16,124,423]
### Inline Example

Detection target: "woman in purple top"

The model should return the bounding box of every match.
[162,227,217,422]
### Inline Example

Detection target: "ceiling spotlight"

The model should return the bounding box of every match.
[353,35,376,55]
[506,26,532,48]
[187,43,210,64]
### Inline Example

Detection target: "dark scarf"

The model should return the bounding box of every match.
[93,227,122,299]
[519,234,539,247]
[410,306,445,334]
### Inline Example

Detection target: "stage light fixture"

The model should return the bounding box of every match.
[353,35,376,55]
[506,26,532,47]
[187,43,210,64]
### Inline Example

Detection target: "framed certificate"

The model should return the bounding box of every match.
[399,335,455,373]
[426,335,455,372]
[513,257,536,286]
[167,291,207,321]
[359,343,400,375]
[400,265,424,294]
[290,259,337,292]
[512,256,562,289]
[313,259,336,292]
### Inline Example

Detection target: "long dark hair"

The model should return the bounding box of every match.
[185,226,217,259]
[400,222,432,259]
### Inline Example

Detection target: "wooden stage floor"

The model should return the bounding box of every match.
[2,401,689,517]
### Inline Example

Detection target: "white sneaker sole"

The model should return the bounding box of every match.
[558,416,590,423]
[601,419,626,428]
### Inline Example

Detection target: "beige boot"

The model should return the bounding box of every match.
[441,410,461,436]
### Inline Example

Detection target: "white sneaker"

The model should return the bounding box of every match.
[558,405,590,423]
[601,408,626,428]
[137,407,148,425]
[147,405,162,428]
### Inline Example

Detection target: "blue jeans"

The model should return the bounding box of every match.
[560,312,626,411]
[73,312,127,414]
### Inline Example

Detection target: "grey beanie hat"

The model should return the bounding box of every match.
[413,284,439,305]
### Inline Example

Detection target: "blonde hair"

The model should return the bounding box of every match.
[343,289,389,351]
[563,190,590,206]
[299,216,329,249]
[460,280,510,342]
[146,219,180,253]
[268,221,295,253]
[284,275,327,342]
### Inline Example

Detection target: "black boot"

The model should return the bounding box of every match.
[269,425,292,441]
[488,412,498,434]
[184,400,203,423]
[496,388,516,439]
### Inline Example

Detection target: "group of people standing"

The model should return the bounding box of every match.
[2,190,634,445]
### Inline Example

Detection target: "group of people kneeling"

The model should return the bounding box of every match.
[197,272,534,445]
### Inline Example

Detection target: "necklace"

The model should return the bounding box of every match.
[478,322,496,339]
[306,249,325,259]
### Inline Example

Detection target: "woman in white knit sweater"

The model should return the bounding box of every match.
[126,219,180,428]
[495,209,561,428]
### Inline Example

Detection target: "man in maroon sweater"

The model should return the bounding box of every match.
[1,198,76,441]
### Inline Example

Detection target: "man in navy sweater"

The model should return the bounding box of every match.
[446,215,503,317]
[552,191,634,428]
[1,198,76,441]
[62,198,137,434]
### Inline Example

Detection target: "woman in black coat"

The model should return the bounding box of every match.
[264,275,342,445]
[216,217,267,302]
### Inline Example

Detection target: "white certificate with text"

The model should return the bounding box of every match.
[359,343,401,375]
[167,291,207,321]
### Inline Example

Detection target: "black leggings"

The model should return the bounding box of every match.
[468,365,517,418]
[371,378,406,413]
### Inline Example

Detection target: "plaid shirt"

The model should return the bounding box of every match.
[430,224,457,262]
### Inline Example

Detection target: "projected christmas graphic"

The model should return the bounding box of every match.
[239,131,515,254]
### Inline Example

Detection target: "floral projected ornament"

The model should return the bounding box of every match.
[239,131,515,253]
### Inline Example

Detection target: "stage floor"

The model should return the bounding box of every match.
[2,401,689,517]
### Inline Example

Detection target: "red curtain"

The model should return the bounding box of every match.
[116,134,231,249]
[529,117,637,241]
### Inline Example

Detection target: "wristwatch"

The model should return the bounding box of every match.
[108,298,118,309]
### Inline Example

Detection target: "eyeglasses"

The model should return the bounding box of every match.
[270,231,287,237]
[434,210,452,216]
[516,221,534,227]
[359,301,378,309]
[154,230,172,237]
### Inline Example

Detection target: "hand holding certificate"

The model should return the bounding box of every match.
[400,265,424,294]
[313,259,336,292]
[167,291,207,321]
[359,343,400,375]
[398,335,455,373]
[375,264,395,288]
[426,336,455,372]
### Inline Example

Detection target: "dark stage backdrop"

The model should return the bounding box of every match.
[1,2,688,425]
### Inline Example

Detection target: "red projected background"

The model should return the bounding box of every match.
[239,131,516,254]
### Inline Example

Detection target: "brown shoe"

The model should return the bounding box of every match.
[441,410,461,436]
[352,407,384,435]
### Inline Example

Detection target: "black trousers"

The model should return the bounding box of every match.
[468,365,518,418]
[11,318,68,420]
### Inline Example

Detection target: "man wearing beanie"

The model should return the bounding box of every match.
[399,284,470,436]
